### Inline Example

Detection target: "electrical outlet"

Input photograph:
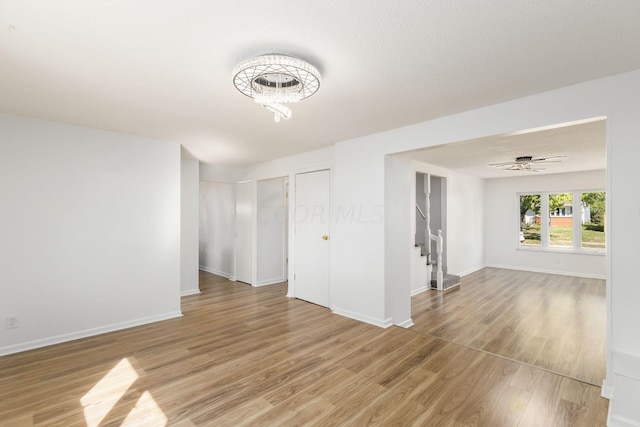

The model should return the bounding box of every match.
[6,316,17,329]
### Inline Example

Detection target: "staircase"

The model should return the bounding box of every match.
[413,241,460,292]
[414,200,460,292]
[430,270,460,291]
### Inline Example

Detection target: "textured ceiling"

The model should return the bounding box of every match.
[0,1,638,166]
[407,118,606,178]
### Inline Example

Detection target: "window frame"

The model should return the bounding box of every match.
[517,189,606,255]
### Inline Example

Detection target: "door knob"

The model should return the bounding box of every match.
[322,235,329,240]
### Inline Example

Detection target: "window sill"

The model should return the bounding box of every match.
[517,245,606,256]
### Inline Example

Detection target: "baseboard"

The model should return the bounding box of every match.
[181,288,201,297]
[459,264,488,278]
[602,377,614,399]
[0,311,183,356]
[396,318,414,328]
[614,349,640,381]
[331,306,392,328]
[606,350,640,426]
[254,277,287,287]
[486,263,606,280]
[411,285,430,296]
[607,414,639,427]
[198,265,233,279]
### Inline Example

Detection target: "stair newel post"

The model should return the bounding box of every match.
[437,229,444,291]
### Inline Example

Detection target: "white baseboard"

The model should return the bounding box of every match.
[486,263,606,280]
[411,285,430,296]
[614,349,640,380]
[606,350,640,426]
[0,311,183,356]
[331,306,392,328]
[459,264,488,278]
[254,277,287,287]
[602,378,614,399]
[199,265,232,278]
[396,318,414,328]
[607,414,639,427]
[181,288,201,297]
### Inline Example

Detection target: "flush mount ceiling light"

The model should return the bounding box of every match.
[232,54,320,122]
[489,155,566,172]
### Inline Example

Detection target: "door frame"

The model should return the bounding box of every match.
[287,166,332,306]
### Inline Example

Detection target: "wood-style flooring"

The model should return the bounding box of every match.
[412,267,606,386]
[0,270,608,426]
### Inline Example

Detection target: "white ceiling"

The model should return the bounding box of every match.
[0,1,638,167]
[407,118,606,178]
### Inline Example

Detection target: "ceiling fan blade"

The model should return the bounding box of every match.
[501,164,546,172]
[490,161,520,167]
[531,155,566,162]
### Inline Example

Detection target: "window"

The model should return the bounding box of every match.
[549,192,572,248]
[519,194,541,247]
[581,191,606,251]
[518,190,605,253]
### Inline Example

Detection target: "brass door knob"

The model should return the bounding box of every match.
[322,235,329,240]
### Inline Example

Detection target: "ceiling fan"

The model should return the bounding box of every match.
[489,155,566,172]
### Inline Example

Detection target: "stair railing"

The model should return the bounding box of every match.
[417,204,444,289]
[428,230,444,290]
[436,230,443,290]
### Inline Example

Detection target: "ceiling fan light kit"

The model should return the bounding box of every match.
[489,155,566,172]
[232,54,321,123]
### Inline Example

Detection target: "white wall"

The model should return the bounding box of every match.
[384,155,412,327]
[485,170,606,278]
[256,178,287,286]
[199,146,334,183]
[0,114,182,355]
[243,146,334,181]
[333,141,387,326]
[199,164,247,183]
[198,181,235,278]
[181,151,200,296]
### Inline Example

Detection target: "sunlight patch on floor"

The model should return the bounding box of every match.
[121,391,167,426]
[80,358,138,427]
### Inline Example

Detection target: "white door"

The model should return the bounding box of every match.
[235,182,253,284]
[294,170,330,307]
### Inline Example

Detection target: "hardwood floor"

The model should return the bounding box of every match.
[1,270,608,426]
[411,267,607,386]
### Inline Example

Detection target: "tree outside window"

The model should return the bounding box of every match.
[520,194,541,247]
[581,191,606,251]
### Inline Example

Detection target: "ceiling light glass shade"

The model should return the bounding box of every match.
[232,54,320,122]
[263,103,292,123]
